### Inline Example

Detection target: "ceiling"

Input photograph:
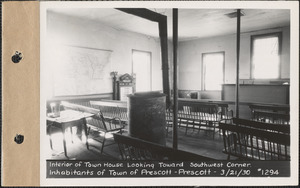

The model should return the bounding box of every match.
[49,8,290,41]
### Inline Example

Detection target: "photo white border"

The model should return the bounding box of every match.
[40,1,299,186]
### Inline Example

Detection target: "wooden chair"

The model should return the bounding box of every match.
[90,100,128,125]
[87,112,124,154]
[113,133,214,161]
[219,118,290,160]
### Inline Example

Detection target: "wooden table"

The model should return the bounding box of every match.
[47,110,94,158]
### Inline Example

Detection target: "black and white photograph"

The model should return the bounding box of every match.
[39,1,299,186]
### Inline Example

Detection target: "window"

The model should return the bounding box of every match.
[251,33,281,79]
[202,52,224,90]
[132,50,152,92]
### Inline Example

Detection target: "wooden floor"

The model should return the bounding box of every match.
[47,126,229,160]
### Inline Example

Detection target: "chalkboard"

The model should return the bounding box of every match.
[53,46,112,96]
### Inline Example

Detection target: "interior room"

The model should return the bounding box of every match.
[44,8,291,161]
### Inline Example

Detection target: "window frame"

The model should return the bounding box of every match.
[132,49,152,92]
[250,32,282,79]
[201,51,225,91]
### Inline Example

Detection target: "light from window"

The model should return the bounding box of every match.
[252,34,280,79]
[132,50,151,92]
[202,52,224,90]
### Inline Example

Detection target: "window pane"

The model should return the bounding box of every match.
[132,50,151,92]
[203,53,224,90]
[252,36,280,79]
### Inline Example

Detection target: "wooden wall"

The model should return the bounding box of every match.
[222,84,289,119]
[222,84,289,104]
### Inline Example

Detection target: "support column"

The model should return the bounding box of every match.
[235,9,241,118]
[172,8,178,150]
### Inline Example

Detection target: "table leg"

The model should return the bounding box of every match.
[76,123,83,140]
[82,118,89,150]
[70,127,74,143]
[47,124,53,150]
[62,126,68,158]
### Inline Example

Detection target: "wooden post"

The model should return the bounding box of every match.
[172,9,178,150]
[235,9,241,118]
[159,18,171,107]
[116,8,170,106]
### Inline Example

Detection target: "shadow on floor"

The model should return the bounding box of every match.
[47,126,229,160]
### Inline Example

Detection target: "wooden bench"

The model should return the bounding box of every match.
[178,99,234,120]
[61,101,125,154]
[219,118,290,160]
[252,111,290,124]
[113,133,214,161]
[249,104,290,124]
[177,100,231,139]
[90,100,128,125]
[249,104,290,114]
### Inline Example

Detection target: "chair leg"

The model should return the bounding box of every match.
[212,122,215,140]
[227,154,231,160]
[166,127,168,138]
[185,122,189,135]
[49,135,53,150]
[87,126,91,135]
[100,132,106,154]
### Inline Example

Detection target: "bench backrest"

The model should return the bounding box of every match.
[249,104,290,114]
[178,100,220,121]
[252,111,290,124]
[249,104,290,124]
[61,101,122,131]
[61,101,100,114]
[219,118,290,160]
[113,134,214,161]
[90,100,128,122]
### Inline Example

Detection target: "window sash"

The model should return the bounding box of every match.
[202,52,224,91]
[251,33,281,79]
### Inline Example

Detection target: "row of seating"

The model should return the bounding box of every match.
[219,118,290,160]
[113,116,290,161]
[167,100,233,139]
[55,100,290,161]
